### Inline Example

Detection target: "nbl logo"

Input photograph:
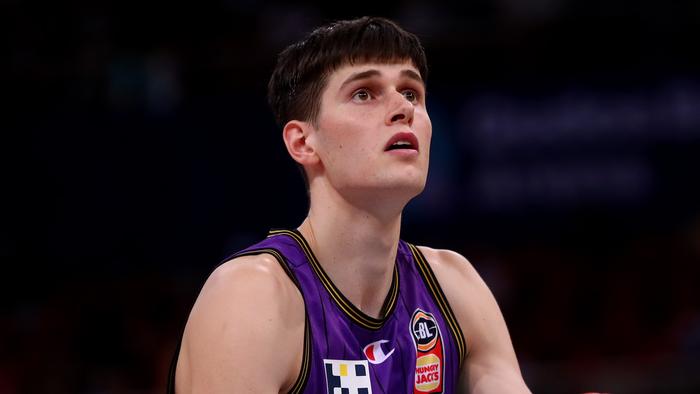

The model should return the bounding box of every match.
[410,309,444,393]
[412,312,439,352]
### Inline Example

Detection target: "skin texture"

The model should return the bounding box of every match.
[175,255,304,393]
[175,61,531,393]
[419,247,531,393]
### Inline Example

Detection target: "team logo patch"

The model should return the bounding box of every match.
[410,309,444,393]
[363,340,395,364]
[323,359,373,394]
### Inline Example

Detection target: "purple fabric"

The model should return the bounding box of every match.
[235,230,464,394]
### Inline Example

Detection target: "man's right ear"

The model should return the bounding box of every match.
[282,120,319,166]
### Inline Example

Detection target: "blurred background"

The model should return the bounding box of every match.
[3,0,700,392]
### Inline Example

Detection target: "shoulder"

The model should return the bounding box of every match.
[415,245,484,289]
[417,247,531,392]
[191,252,305,335]
[193,253,304,320]
[414,246,497,350]
[205,253,300,301]
[177,253,305,392]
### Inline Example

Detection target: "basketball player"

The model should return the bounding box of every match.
[169,16,531,393]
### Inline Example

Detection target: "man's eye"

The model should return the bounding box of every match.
[352,89,371,102]
[402,90,418,102]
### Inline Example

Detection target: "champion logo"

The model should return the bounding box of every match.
[363,340,395,364]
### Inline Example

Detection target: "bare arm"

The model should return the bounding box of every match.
[419,247,531,394]
[175,254,305,394]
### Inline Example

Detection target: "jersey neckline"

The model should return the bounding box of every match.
[267,228,400,331]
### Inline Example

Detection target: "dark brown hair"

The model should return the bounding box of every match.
[267,16,428,127]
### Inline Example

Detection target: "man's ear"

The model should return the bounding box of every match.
[282,120,319,166]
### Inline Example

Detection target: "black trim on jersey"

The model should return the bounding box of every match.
[408,243,468,369]
[166,248,311,394]
[268,229,400,331]
[233,248,311,394]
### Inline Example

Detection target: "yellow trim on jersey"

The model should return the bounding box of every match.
[267,229,399,331]
[407,243,467,368]
[233,248,311,394]
[289,313,311,394]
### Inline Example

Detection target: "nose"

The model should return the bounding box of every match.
[385,91,414,126]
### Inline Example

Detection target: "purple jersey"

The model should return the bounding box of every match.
[167,229,467,394]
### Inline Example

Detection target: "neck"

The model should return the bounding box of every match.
[298,183,404,318]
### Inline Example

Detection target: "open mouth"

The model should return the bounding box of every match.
[386,141,415,151]
[384,132,419,152]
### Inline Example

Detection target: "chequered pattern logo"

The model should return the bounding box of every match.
[323,359,373,394]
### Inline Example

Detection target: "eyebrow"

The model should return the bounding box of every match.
[339,68,425,90]
[400,69,424,85]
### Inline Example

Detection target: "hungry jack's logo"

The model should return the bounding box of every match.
[410,309,444,393]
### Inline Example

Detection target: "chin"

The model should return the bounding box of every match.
[404,180,427,200]
[378,175,427,200]
[338,176,425,205]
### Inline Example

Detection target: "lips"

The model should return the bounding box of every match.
[384,132,419,152]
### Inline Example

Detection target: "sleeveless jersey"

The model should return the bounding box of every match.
[168,229,467,394]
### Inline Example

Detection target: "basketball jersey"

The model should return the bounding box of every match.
[167,229,467,394]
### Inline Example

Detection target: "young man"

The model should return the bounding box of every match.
[169,16,531,393]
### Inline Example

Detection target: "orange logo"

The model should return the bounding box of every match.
[415,354,441,392]
[410,309,444,394]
